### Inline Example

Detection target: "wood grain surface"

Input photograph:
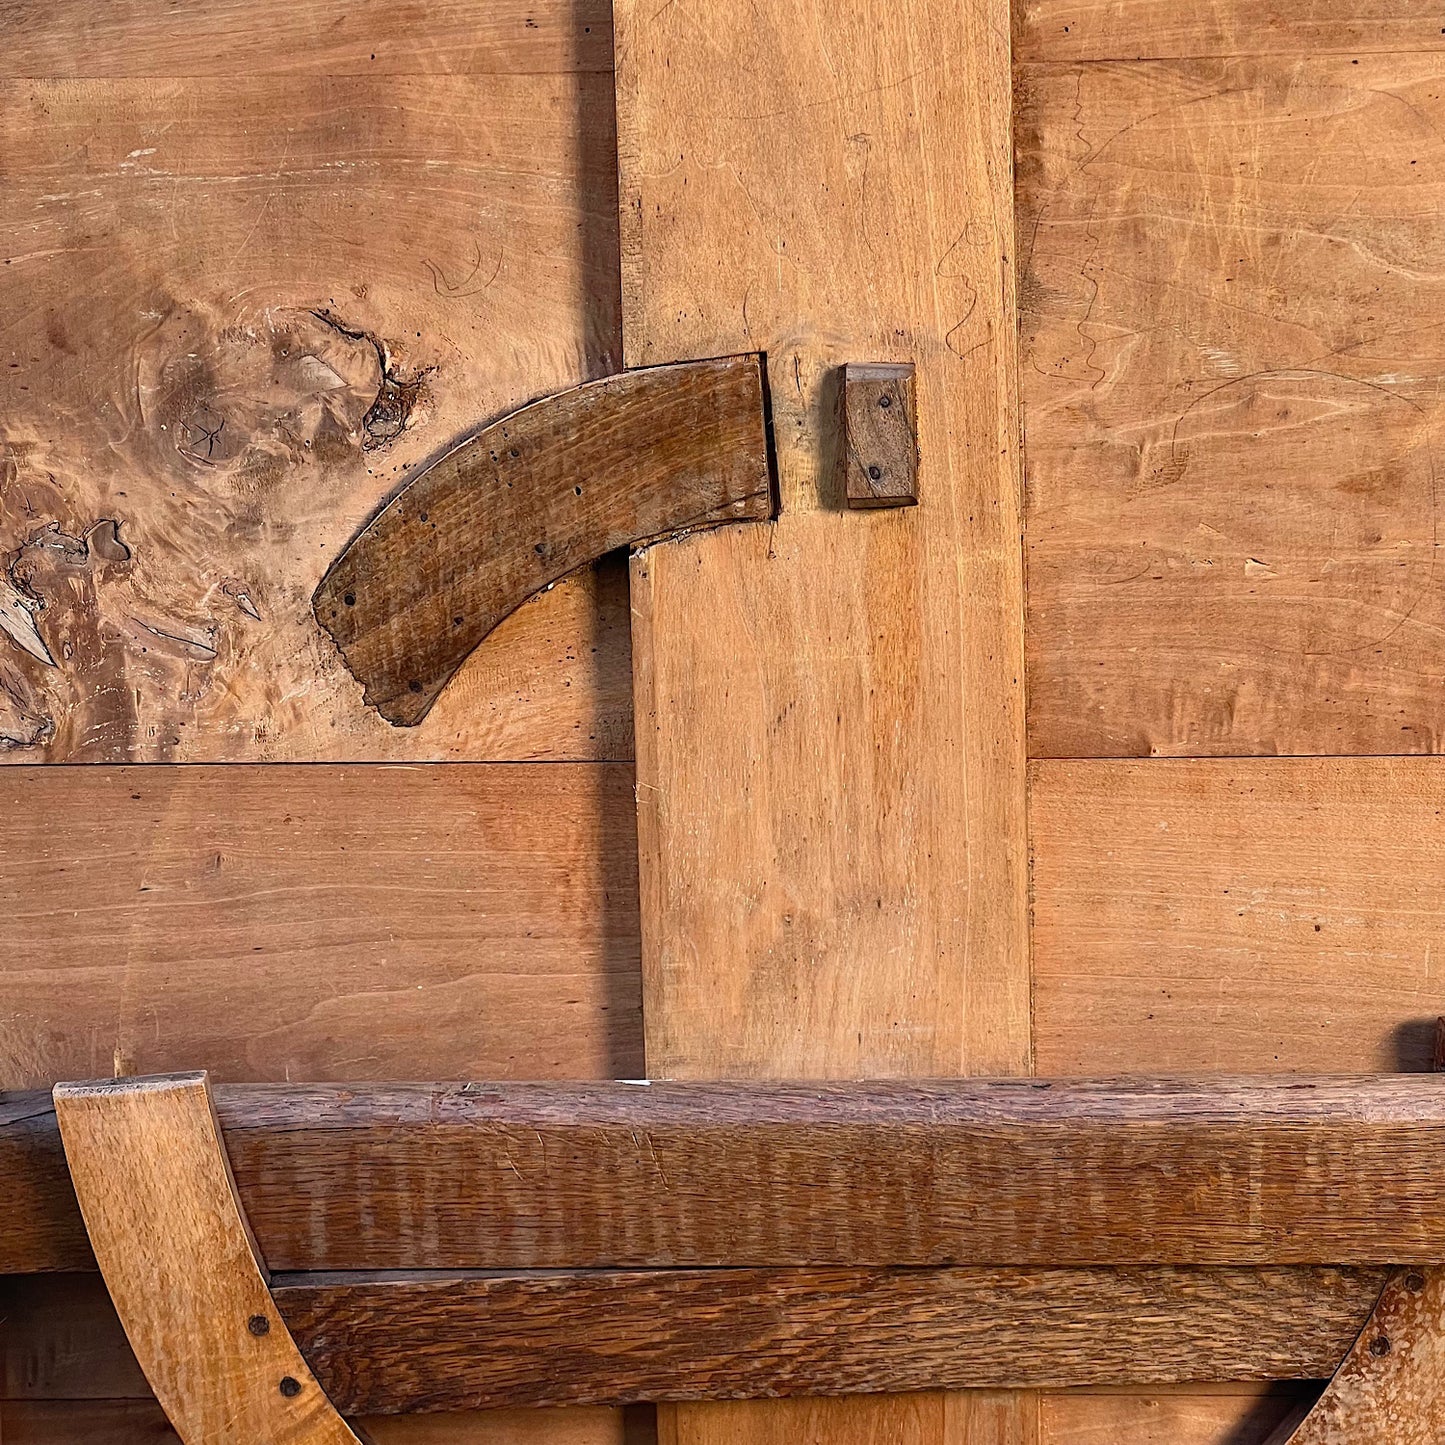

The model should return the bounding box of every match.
[841,364,919,510]
[1031,759,1445,1075]
[616,0,1030,1082]
[1,1267,1380,1412]
[1019,55,1445,758]
[0,33,627,762]
[316,355,773,725]
[1039,1389,1320,1445]
[53,1074,363,1445]
[13,1077,1445,1274]
[274,1265,1380,1411]
[0,763,641,1089]
[1015,0,1445,62]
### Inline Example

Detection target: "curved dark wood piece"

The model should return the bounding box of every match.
[314,354,774,726]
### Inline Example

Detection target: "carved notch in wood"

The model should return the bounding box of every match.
[314,353,776,726]
[53,1073,365,1445]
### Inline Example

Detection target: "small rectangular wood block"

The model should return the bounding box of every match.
[842,362,918,508]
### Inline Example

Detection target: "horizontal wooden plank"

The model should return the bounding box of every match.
[1015,0,1445,62]
[1031,759,1445,1074]
[1038,1387,1320,1445]
[0,73,627,762]
[1019,55,1445,758]
[0,0,612,77]
[1,1268,1375,1412]
[8,1078,1445,1273]
[0,765,642,1091]
[275,1266,1378,1411]
[0,1400,633,1445]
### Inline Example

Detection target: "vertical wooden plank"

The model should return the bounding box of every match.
[615,0,1031,1440]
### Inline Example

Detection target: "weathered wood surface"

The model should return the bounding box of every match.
[1016,0,1445,62]
[274,1266,1380,1412]
[1,1,613,76]
[15,1077,1436,1273]
[841,363,919,510]
[1282,1267,1445,1443]
[0,41,628,762]
[1019,55,1445,758]
[1031,760,1445,1075]
[616,0,1029,1083]
[53,1075,362,1445]
[0,763,641,1089]
[1,1266,1382,1412]
[315,356,773,725]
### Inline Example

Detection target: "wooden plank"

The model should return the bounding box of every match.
[1016,0,1445,63]
[0,1,612,77]
[0,1400,632,1445]
[1018,54,1445,759]
[841,364,919,510]
[13,1077,1433,1274]
[1031,759,1445,1075]
[0,764,641,1090]
[0,67,627,762]
[273,1265,1380,1411]
[1039,1388,1320,1445]
[615,0,1029,1082]
[316,356,773,725]
[53,1074,363,1445]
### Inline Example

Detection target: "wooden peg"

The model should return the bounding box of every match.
[53,1073,364,1445]
[842,361,919,508]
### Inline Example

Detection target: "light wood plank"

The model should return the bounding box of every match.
[1038,1387,1318,1445]
[54,1074,364,1445]
[1016,0,1445,63]
[0,69,626,761]
[1031,758,1445,1075]
[1019,55,1445,758]
[0,0,612,77]
[0,764,641,1088]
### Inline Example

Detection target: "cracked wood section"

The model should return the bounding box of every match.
[274,1265,1381,1411]
[0,59,628,761]
[0,1,612,77]
[1031,759,1445,1075]
[53,1074,362,1445]
[315,355,773,726]
[0,1266,1384,1413]
[1019,56,1445,758]
[0,763,641,1091]
[12,1077,1445,1274]
[1015,0,1445,62]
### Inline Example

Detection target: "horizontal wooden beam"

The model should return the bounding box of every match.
[278,1265,1380,1411]
[1,1267,1384,1411]
[7,1077,1445,1274]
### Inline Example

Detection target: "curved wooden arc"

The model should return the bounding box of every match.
[1276,1266,1445,1444]
[314,353,775,726]
[53,1073,365,1445]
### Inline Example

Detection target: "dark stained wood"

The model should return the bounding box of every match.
[0,764,642,1090]
[842,363,919,509]
[315,356,775,726]
[10,1077,1445,1274]
[0,1091,90,1272]
[273,1265,1381,1412]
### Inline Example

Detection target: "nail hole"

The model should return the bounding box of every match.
[408,680,423,694]
[279,1377,302,1397]
[343,593,356,607]
[1370,1336,1392,1357]
[879,394,893,408]
[247,1315,270,1337]
[868,465,883,481]
[1407,1271,1427,1294]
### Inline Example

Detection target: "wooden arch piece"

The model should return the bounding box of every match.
[314,353,775,726]
[53,1073,365,1445]
[1276,1266,1445,1444]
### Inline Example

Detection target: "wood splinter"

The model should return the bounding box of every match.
[53,1072,365,1445]
[314,353,775,726]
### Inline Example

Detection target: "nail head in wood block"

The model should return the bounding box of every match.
[843,362,918,509]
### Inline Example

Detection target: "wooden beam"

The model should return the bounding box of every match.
[314,356,774,726]
[53,1074,362,1445]
[11,1078,1445,1274]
